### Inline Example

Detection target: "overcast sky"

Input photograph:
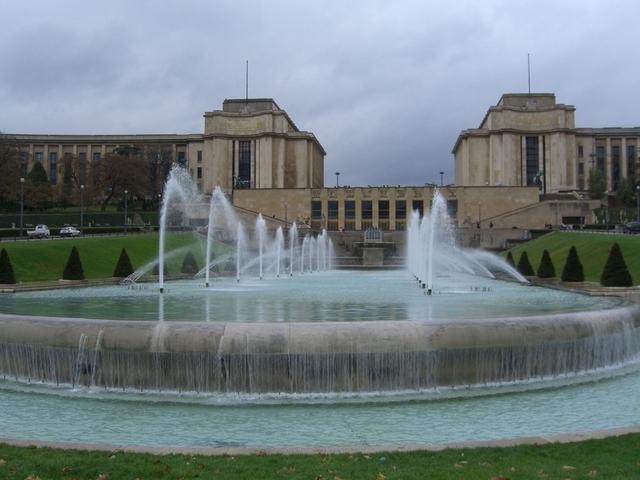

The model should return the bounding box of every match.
[1,0,639,186]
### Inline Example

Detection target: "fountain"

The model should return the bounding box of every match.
[1,172,640,450]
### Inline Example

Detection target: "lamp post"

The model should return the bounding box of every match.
[335,172,340,188]
[636,185,640,222]
[80,184,84,232]
[440,171,444,187]
[19,177,25,237]
[124,189,128,234]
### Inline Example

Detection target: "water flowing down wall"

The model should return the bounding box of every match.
[1,306,640,395]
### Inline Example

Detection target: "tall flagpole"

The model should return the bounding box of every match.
[527,53,531,95]
[245,60,249,101]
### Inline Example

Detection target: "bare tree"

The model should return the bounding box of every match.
[89,147,148,211]
[0,134,21,210]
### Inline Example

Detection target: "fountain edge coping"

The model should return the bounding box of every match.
[1,424,639,456]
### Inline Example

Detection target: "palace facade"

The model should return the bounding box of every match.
[9,93,633,239]
[454,93,640,193]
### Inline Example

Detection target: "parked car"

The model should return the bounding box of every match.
[60,225,81,237]
[623,221,640,234]
[27,224,50,238]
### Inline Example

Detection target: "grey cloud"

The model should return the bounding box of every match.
[1,0,639,185]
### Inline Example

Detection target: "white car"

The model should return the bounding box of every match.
[60,226,81,237]
[27,224,50,238]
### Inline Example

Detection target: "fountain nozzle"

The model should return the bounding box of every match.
[427,288,432,295]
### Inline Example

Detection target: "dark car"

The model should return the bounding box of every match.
[623,221,640,234]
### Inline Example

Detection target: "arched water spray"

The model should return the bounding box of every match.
[275,227,284,277]
[236,223,244,282]
[204,191,216,288]
[257,214,266,280]
[289,223,298,276]
[158,166,196,294]
[407,189,527,292]
[300,236,307,274]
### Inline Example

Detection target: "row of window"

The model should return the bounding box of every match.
[311,199,458,220]
[26,149,203,185]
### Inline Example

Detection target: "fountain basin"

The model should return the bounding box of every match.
[1,301,639,395]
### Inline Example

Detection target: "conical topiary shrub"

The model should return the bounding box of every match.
[516,251,535,276]
[153,261,169,276]
[505,251,515,268]
[0,248,16,284]
[181,251,199,274]
[113,248,134,278]
[62,246,85,280]
[600,243,633,287]
[537,249,556,278]
[561,246,584,282]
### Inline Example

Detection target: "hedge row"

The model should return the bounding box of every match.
[514,243,633,286]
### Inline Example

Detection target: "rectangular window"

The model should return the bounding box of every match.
[612,145,621,190]
[578,145,584,157]
[197,167,202,179]
[19,151,28,177]
[596,145,605,178]
[361,200,373,220]
[35,152,43,163]
[378,200,389,219]
[49,152,58,185]
[395,200,406,220]
[78,152,87,184]
[93,152,101,163]
[311,200,322,219]
[197,150,202,163]
[628,144,636,181]
[447,199,458,218]
[412,200,423,216]
[345,200,356,219]
[525,136,539,186]
[238,141,251,188]
[177,151,186,165]
[328,200,338,219]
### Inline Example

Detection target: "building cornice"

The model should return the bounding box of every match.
[479,104,575,129]
[7,133,203,143]
[203,131,326,155]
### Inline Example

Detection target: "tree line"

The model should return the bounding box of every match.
[0,135,179,211]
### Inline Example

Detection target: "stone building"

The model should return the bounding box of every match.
[7,93,626,241]
[453,93,640,193]
[11,98,325,193]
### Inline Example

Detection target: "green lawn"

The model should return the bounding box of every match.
[0,233,214,282]
[1,433,640,479]
[507,232,640,284]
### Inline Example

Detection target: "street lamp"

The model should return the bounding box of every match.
[636,185,640,222]
[19,177,25,237]
[335,172,340,188]
[440,171,444,187]
[124,189,128,234]
[80,184,85,232]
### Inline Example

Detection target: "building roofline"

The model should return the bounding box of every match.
[5,133,204,142]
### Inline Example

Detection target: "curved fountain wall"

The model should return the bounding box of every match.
[1,304,639,394]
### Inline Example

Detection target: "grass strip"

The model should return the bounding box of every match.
[506,232,640,284]
[0,233,211,282]
[1,433,639,479]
